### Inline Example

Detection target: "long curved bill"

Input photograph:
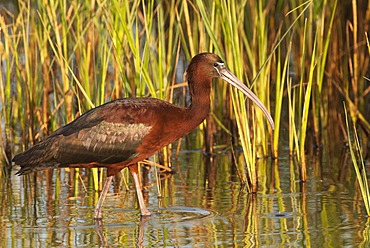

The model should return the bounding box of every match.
[216,64,275,130]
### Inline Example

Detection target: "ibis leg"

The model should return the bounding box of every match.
[129,165,152,216]
[94,175,113,219]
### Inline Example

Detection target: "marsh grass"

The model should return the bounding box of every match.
[0,0,369,192]
[344,104,370,215]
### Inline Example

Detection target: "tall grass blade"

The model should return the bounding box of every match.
[344,103,370,215]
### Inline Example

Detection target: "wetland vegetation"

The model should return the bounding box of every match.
[0,0,369,246]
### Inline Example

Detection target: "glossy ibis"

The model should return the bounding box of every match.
[13,53,274,219]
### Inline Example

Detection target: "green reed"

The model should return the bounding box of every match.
[1,0,369,194]
[282,0,340,180]
[273,42,291,158]
[344,104,370,215]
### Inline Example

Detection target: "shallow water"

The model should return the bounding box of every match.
[1,148,369,247]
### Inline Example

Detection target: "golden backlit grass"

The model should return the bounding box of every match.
[0,0,369,191]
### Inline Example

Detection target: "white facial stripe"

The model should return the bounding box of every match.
[214,62,225,75]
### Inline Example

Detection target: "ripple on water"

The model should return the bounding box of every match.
[100,205,215,227]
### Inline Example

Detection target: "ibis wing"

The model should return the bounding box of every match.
[13,99,158,175]
[52,100,154,164]
[14,98,159,171]
[55,121,152,165]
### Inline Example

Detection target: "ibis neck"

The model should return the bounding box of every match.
[186,80,211,124]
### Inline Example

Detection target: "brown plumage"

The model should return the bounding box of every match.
[13,53,274,219]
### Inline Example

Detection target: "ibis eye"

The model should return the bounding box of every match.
[213,62,224,67]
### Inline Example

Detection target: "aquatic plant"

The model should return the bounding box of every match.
[0,0,369,192]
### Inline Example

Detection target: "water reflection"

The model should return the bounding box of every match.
[1,150,369,246]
